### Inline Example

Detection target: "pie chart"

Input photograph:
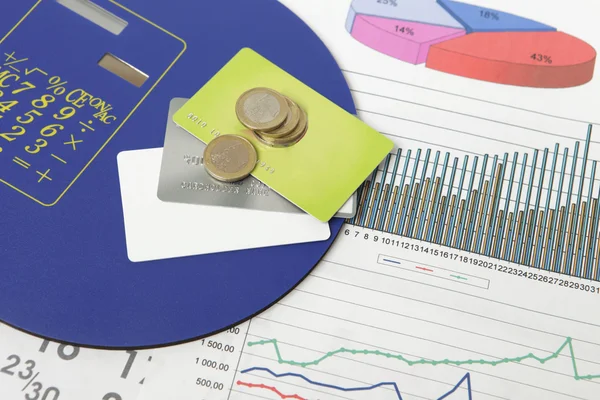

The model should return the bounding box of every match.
[346,0,596,88]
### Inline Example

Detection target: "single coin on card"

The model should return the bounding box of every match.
[203,134,257,182]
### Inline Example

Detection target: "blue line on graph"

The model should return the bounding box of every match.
[382,258,401,264]
[240,366,473,400]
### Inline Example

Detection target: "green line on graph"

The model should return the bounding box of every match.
[450,274,468,281]
[247,337,598,380]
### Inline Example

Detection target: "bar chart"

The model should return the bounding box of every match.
[348,124,600,280]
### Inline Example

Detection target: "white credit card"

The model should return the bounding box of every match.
[116,148,331,262]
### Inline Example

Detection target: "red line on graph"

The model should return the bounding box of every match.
[237,380,307,400]
[416,266,434,272]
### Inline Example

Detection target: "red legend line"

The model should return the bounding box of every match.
[237,380,306,400]
[416,266,434,273]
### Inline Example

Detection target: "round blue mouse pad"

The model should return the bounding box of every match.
[0,0,354,348]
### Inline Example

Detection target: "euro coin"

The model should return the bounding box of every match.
[257,97,301,139]
[254,108,308,148]
[236,88,289,132]
[203,134,257,182]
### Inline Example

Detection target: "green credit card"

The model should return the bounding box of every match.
[172,48,393,222]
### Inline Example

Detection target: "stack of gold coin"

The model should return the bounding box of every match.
[203,134,257,182]
[235,87,308,148]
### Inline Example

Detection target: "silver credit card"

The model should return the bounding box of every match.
[157,98,357,218]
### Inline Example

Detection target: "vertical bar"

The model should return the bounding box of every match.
[414,179,431,239]
[546,148,569,270]
[406,149,431,236]
[532,210,545,263]
[486,154,507,256]
[366,183,380,226]
[511,211,525,262]
[580,161,597,275]
[434,196,448,242]
[467,155,488,248]
[404,183,421,237]
[558,141,580,274]
[436,157,458,244]
[473,180,490,253]
[352,180,371,226]
[542,209,554,268]
[526,148,548,266]
[417,151,440,239]
[536,143,559,268]
[447,156,469,247]
[492,210,504,256]
[516,150,538,263]
[476,156,497,254]
[427,153,451,242]
[435,157,458,244]
[587,182,600,277]
[425,178,441,238]
[583,198,597,277]
[376,184,390,230]
[552,206,566,270]
[462,190,479,250]
[389,150,412,233]
[358,168,377,226]
[384,186,399,232]
[398,149,422,234]
[496,152,518,259]
[378,150,402,231]
[457,157,479,247]
[443,195,457,245]
[348,181,364,225]
[521,210,535,264]
[574,202,587,275]
[369,154,391,229]
[568,125,592,275]
[394,185,410,234]
[505,153,528,261]
[453,199,466,248]
[562,203,577,272]
[502,212,514,258]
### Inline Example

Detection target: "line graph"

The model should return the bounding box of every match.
[226,255,600,400]
[236,380,307,400]
[349,124,600,281]
[240,366,473,400]
[247,336,599,381]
